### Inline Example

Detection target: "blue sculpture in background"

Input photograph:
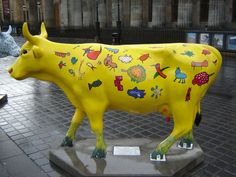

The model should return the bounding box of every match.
[0,25,20,58]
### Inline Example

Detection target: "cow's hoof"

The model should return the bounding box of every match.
[91,148,106,159]
[61,136,73,147]
[178,138,193,150]
[150,151,166,161]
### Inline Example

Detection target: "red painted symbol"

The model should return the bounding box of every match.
[114,76,123,91]
[192,72,214,86]
[138,53,151,63]
[202,49,211,55]
[185,87,191,101]
[153,63,169,79]
[166,116,171,123]
[83,46,102,60]
[58,61,66,69]
[191,60,208,69]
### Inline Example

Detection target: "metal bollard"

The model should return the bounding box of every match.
[112,32,120,45]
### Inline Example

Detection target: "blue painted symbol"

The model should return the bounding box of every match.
[174,67,187,83]
[105,47,119,54]
[127,87,146,99]
[71,57,78,64]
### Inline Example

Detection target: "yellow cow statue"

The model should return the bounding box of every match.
[8,23,222,161]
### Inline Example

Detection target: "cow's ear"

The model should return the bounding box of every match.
[6,25,12,34]
[32,46,43,58]
[40,23,48,39]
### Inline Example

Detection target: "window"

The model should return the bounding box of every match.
[171,0,178,22]
[200,0,209,22]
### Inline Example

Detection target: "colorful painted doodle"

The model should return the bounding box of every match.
[71,57,78,65]
[127,87,146,99]
[114,76,123,91]
[105,47,119,54]
[192,72,214,86]
[58,61,66,69]
[104,54,117,71]
[191,60,208,69]
[83,46,102,60]
[88,80,102,90]
[138,53,151,63]
[181,50,194,57]
[174,67,187,83]
[123,65,146,83]
[55,51,70,58]
[86,62,96,70]
[185,87,192,101]
[202,49,211,55]
[118,55,133,63]
[68,69,75,76]
[151,85,163,99]
[153,63,169,79]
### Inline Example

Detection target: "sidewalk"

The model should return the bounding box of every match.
[0,129,48,177]
[0,37,236,177]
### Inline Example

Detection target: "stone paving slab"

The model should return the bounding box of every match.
[0,130,49,177]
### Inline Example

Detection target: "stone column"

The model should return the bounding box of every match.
[111,0,123,27]
[59,0,68,28]
[0,0,3,26]
[165,0,172,27]
[130,0,142,27]
[152,0,166,27]
[122,0,130,27]
[142,0,148,27]
[192,0,200,27]
[82,0,94,27]
[177,0,193,27]
[28,0,38,26]
[208,0,225,28]
[68,0,82,28]
[42,0,54,27]
[224,0,232,29]
[98,0,106,28]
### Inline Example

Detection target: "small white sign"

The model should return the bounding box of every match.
[113,146,141,156]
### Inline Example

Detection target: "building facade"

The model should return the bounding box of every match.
[0,0,236,30]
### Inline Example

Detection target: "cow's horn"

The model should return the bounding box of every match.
[22,23,39,44]
[40,22,48,38]
[6,25,12,34]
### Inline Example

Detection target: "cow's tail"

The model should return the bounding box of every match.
[194,103,202,126]
[194,45,222,127]
[205,45,223,77]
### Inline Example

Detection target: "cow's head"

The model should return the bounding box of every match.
[8,23,48,80]
[0,25,20,57]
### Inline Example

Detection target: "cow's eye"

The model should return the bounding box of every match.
[22,49,28,55]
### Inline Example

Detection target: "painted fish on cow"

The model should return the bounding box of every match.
[8,23,222,162]
[127,87,146,99]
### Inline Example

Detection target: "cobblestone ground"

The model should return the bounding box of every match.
[0,37,236,177]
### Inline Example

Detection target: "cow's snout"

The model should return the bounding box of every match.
[8,68,13,74]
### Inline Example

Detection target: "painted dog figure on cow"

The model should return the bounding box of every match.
[9,23,222,161]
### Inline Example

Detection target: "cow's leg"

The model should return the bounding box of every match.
[178,130,194,149]
[179,104,201,149]
[61,109,85,147]
[86,109,106,159]
[151,103,195,161]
